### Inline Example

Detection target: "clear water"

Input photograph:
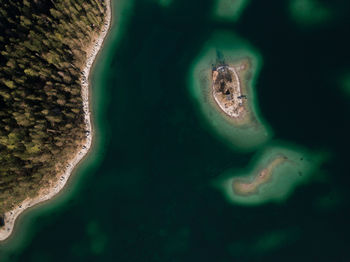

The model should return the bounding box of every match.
[1,0,349,261]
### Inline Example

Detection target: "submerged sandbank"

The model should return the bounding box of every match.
[232,154,288,196]
[213,0,250,21]
[0,1,112,242]
[188,31,271,151]
[288,0,333,27]
[214,142,325,205]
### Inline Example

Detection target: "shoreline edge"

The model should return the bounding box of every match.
[0,0,112,242]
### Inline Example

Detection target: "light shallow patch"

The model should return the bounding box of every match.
[228,227,300,258]
[288,0,333,27]
[213,0,250,22]
[157,0,172,7]
[86,221,108,255]
[188,31,271,152]
[338,71,350,97]
[213,143,324,205]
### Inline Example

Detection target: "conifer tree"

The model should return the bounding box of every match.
[0,0,107,217]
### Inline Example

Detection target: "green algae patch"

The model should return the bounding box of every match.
[188,31,271,152]
[288,0,333,27]
[214,143,324,205]
[213,0,250,22]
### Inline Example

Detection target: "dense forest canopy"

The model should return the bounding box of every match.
[0,0,106,217]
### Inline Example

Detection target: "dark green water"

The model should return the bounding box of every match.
[1,0,350,261]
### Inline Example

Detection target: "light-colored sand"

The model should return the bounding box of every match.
[212,65,244,118]
[210,59,252,126]
[0,0,111,242]
[232,155,288,196]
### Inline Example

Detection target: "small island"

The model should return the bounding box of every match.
[212,60,250,123]
[188,31,271,151]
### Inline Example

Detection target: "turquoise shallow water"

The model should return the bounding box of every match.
[1,0,350,261]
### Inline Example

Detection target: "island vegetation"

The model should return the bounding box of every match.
[0,0,107,222]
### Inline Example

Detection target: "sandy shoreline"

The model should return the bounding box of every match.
[0,0,111,242]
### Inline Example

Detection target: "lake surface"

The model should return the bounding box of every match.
[1,0,350,261]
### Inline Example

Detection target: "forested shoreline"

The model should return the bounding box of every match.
[0,0,106,219]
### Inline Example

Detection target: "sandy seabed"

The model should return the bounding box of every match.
[0,0,111,241]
